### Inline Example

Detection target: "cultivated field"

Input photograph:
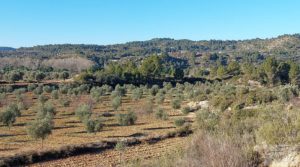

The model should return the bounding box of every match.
[0,86,194,166]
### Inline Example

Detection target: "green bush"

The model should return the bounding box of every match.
[196,110,219,132]
[27,117,53,148]
[83,118,103,133]
[143,98,154,114]
[59,85,69,94]
[174,118,185,127]
[7,103,21,117]
[43,86,53,93]
[17,102,26,110]
[256,122,287,145]
[0,93,6,100]
[51,90,59,99]
[155,92,165,104]
[75,104,92,122]
[131,88,143,101]
[0,103,21,129]
[150,85,159,96]
[37,102,56,119]
[181,107,192,115]
[171,98,181,111]
[60,99,71,107]
[34,86,43,95]
[90,87,104,102]
[38,94,48,104]
[117,111,137,126]
[0,109,16,129]
[112,96,122,111]
[155,108,168,120]
[5,85,13,93]
[28,84,38,91]
[111,85,126,98]
[277,85,299,102]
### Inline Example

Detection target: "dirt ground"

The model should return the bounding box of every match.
[29,137,188,167]
[0,90,192,163]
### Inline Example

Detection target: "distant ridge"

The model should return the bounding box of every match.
[0,47,15,51]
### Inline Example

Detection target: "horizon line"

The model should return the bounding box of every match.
[2,33,299,49]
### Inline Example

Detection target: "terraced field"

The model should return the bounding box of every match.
[30,137,188,167]
[0,89,193,166]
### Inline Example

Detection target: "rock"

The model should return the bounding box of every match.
[255,143,300,167]
[270,152,300,167]
[186,100,209,110]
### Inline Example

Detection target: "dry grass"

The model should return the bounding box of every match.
[175,132,256,167]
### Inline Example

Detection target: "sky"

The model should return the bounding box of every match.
[0,0,300,48]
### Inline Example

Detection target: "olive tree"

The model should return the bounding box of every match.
[75,104,92,122]
[0,103,21,129]
[0,109,16,129]
[83,118,103,134]
[112,96,122,111]
[27,117,53,149]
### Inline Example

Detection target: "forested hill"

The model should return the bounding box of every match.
[0,34,300,71]
[0,47,15,51]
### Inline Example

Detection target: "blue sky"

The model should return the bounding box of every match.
[0,0,299,48]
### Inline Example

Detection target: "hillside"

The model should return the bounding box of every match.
[0,34,300,72]
[0,47,15,51]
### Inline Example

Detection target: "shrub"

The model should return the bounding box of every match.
[155,92,165,104]
[181,107,192,115]
[90,87,104,102]
[28,84,37,91]
[196,109,219,132]
[256,121,287,145]
[60,98,71,107]
[14,88,27,96]
[111,85,126,98]
[36,103,56,119]
[143,98,154,114]
[51,90,59,99]
[5,85,13,93]
[150,85,159,96]
[117,111,137,126]
[43,86,53,93]
[115,140,127,164]
[176,132,253,167]
[15,93,24,102]
[75,104,92,122]
[163,82,173,90]
[115,140,127,151]
[7,103,21,117]
[0,109,16,129]
[0,93,6,100]
[171,98,181,111]
[33,86,43,95]
[17,102,26,110]
[38,94,48,104]
[102,84,113,93]
[155,108,168,120]
[27,117,53,148]
[277,85,299,102]
[131,88,143,101]
[112,96,122,111]
[83,118,103,133]
[174,118,185,127]
[59,85,69,94]
[233,102,245,111]
[78,84,90,94]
